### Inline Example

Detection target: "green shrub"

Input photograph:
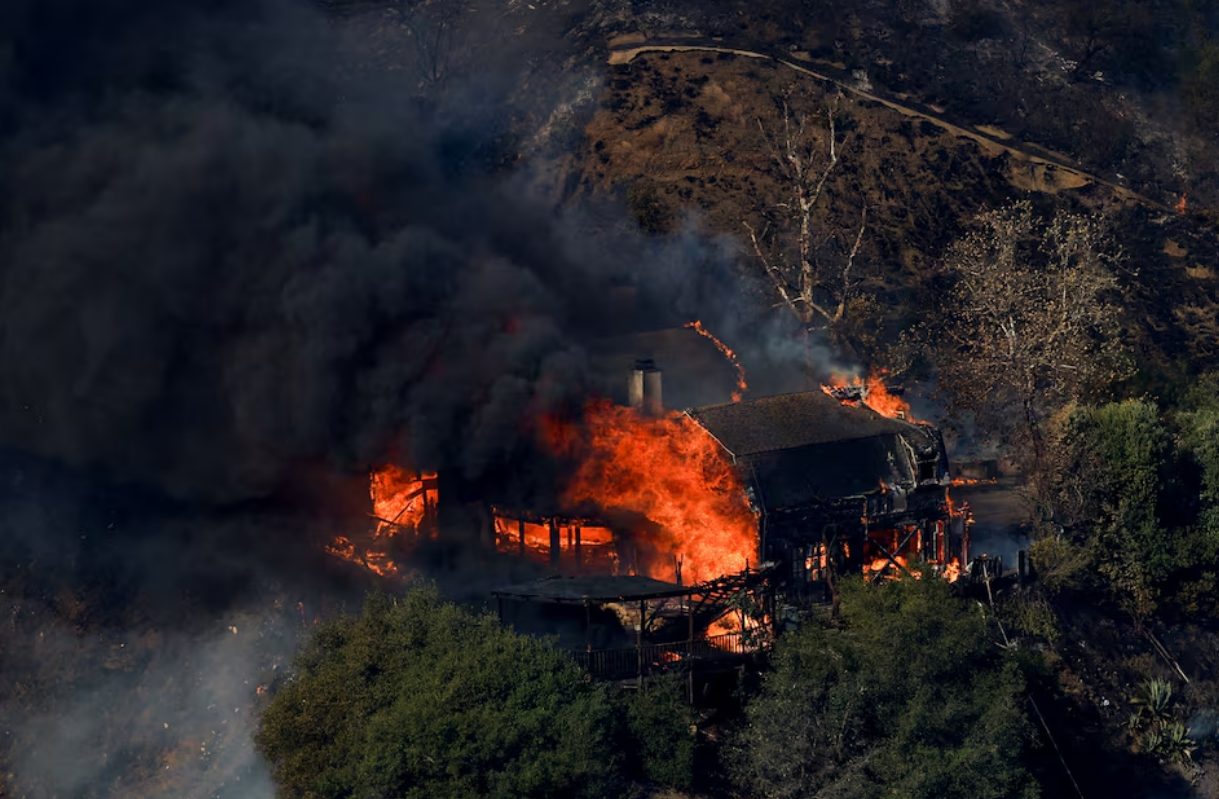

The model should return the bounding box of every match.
[623,674,696,790]
[256,587,619,799]
[1182,36,1219,128]
[1029,537,1091,595]
[729,576,1040,799]
[1002,592,1061,642]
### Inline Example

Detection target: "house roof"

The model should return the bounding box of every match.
[687,391,948,509]
[743,435,914,509]
[686,391,921,457]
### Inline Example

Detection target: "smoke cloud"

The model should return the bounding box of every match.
[7,599,291,799]
[0,0,666,505]
[0,0,775,795]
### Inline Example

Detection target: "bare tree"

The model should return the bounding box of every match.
[387,0,472,90]
[744,94,869,342]
[922,201,1133,467]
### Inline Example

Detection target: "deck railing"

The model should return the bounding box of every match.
[570,631,768,679]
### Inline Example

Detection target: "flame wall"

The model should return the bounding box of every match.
[546,400,758,584]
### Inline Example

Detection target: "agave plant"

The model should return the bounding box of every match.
[1144,721,1197,764]
[1129,679,1174,730]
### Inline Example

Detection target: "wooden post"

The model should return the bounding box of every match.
[687,590,695,704]
[637,598,646,688]
[549,518,560,569]
[584,600,591,653]
[575,526,582,571]
[421,491,430,538]
[825,526,841,620]
[518,519,525,557]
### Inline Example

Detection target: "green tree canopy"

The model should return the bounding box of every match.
[1178,372,1219,536]
[729,575,1039,799]
[1036,400,1168,616]
[256,587,619,799]
[1035,389,1219,618]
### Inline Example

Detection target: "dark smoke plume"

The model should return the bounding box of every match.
[0,0,654,504]
[0,0,615,795]
[0,1,775,795]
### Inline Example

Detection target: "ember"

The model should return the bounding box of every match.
[821,373,912,420]
[548,400,758,583]
[685,320,748,402]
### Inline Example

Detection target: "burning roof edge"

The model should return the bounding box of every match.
[685,390,931,458]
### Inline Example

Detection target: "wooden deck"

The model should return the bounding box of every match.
[570,630,767,679]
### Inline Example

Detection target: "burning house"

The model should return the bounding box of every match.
[338,335,968,681]
[480,366,967,683]
[687,389,967,593]
[483,385,966,596]
[347,337,968,596]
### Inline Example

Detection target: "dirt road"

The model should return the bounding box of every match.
[607,37,1173,214]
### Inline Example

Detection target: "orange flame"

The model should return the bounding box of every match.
[707,608,768,642]
[821,373,912,420]
[866,553,919,579]
[325,535,401,577]
[1176,190,1188,215]
[370,464,438,536]
[685,320,748,402]
[491,514,621,572]
[943,558,962,583]
[946,487,971,520]
[549,400,757,583]
[326,465,438,577]
[949,477,997,486]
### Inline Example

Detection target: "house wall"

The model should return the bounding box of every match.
[760,484,963,599]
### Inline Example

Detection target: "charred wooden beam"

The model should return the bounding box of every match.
[867,526,919,584]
